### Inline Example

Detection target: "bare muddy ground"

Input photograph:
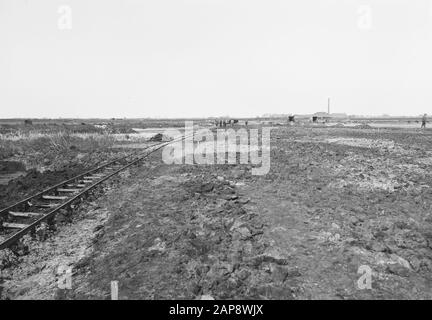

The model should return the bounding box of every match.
[1,126,432,299]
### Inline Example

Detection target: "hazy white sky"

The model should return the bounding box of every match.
[1,0,432,118]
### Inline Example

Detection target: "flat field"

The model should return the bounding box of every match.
[1,120,432,299]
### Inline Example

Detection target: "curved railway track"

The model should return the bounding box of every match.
[0,133,192,250]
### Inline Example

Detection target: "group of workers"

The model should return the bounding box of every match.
[215,119,248,127]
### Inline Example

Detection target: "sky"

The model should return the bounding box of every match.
[1,0,432,118]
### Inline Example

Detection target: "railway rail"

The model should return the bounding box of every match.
[0,133,192,250]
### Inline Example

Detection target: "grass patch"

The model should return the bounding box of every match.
[0,130,116,160]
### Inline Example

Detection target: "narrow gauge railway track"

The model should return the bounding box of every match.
[0,133,192,250]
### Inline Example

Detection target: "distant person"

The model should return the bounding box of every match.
[245,120,248,126]
[421,114,427,129]
[288,116,295,125]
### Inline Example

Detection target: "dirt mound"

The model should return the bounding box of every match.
[0,161,25,173]
[149,133,163,142]
[354,123,373,129]
[149,133,172,142]
[0,166,85,209]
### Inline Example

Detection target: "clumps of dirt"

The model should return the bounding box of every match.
[263,127,432,298]
[0,166,85,209]
[0,201,111,300]
[325,137,406,153]
[178,174,296,299]
[0,249,19,270]
[59,162,297,300]
[360,218,432,274]
[0,147,133,208]
[0,161,27,186]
